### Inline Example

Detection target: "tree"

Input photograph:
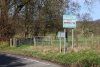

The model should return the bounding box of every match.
[10,0,68,37]
[0,0,94,38]
[0,0,15,38]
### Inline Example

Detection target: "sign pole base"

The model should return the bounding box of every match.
[72,29,74,49]
[64,29,66,54]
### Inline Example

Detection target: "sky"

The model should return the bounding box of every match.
[72,0,100,20]
[91,1,100,20]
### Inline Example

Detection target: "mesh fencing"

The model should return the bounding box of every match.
[9,35,100,53]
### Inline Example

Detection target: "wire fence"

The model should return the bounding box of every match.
[9,35,100,53]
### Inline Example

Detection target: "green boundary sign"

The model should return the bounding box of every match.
[63,15,77,28]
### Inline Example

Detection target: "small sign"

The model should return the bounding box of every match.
[57,32,65,38]
[63,15,77,28]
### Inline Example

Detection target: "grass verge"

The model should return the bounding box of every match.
[0,44,100,67]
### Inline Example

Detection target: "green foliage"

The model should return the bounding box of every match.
[33,51,100,67]
[0,42,9,49]
[31,50,100,67]
[78,51,100,67]
[0,45,100,67]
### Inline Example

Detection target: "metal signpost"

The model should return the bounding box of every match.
[57,32,65,53]
[63,15,77,53]
[64,29,66,54]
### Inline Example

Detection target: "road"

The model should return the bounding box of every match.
[0,53,63,67]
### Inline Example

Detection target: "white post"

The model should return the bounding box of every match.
[13,38,17,47]
[51,36,53,45]
[34,37,36,46]
[91,33,94,45]
[72,29,74,48]
[98,37,99,46]
[64,29,66,54]
[59,37,62,53]
[49,36,52,45]
[10,38,13,47]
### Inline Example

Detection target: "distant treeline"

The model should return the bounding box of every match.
[76,20,100,37]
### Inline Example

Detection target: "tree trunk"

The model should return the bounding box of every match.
[0,0,8,37]
[0,0,8,24]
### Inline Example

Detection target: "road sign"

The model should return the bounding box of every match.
[57,32,65,38]
[63,15,77,28]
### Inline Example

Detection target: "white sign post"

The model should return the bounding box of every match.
[64,29,66,54]
[72,29,74,48]
[57,32,65,53]
[63,15,77,52]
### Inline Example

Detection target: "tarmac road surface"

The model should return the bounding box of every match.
[0,53,63,67]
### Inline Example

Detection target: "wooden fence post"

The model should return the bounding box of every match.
[10,38,13,47]
[13,38,17,47]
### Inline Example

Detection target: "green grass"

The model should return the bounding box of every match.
[0,44,100,67]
